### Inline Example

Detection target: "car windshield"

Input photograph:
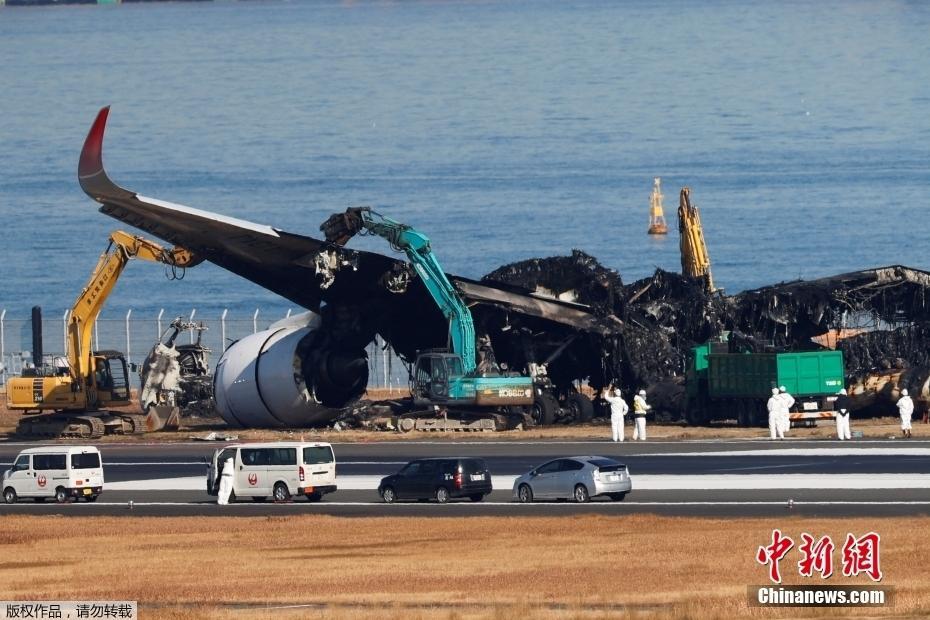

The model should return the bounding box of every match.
[589,458,621,468]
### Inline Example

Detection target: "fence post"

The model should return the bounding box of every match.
[383,339,389,390]
[253,309,260,334]
[62,309,70,355]
[221,308,228,351]
[0,309,5,385]
[189,308,197,344]
[125,309,133,365]
[157,308,164,339]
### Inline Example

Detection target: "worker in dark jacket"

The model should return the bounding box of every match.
[834,388,852,440]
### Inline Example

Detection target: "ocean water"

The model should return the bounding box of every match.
[1,0,929,322]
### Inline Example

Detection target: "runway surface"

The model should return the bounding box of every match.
[2,438,929,517]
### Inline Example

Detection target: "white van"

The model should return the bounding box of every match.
[206,442,337,502]
[2,446,104,503]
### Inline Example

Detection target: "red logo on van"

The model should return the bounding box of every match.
[37,475,47,488]
[248,473,258,486]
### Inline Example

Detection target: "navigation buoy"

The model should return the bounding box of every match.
[647,177,668,235]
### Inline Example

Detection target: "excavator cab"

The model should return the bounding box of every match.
[91,352,131,405]
[411,352,466,405]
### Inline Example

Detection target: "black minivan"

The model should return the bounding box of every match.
[378,458,492,503]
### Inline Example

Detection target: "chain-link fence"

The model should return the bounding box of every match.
[0,309,409,392]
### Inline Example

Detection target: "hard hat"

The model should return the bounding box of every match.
[779,386,787,393]
[838,388,847,395]
[638,389,646,396]
[901,388,909,396]
[771,388,779,396]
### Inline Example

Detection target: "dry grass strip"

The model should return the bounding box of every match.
[0,515,928,618]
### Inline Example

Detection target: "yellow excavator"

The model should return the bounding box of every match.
[7,231,200,438]
[678,187,714,292]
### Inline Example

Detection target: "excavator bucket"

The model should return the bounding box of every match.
[144,404,181,432]
[320,207,368,246]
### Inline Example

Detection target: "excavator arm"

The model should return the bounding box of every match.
[68,231,202,381]
[678,187,715,292]
[321,207,477,373]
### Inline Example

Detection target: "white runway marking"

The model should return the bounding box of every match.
[709,463,823,472]
[43,461,409,467]
[5,500,930,508]
[104,473,930,492]
[638,448,930,457]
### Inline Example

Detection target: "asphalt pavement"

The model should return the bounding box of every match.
[1,438,929,517]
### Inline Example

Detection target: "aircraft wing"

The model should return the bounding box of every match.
[78,107,614,366]
[78,107,408,312]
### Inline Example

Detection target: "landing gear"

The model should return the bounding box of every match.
[565,393,594,423]
[532,393,559,426]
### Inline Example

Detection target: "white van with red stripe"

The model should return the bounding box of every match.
[2,446,103,504]
[207,442,336,502]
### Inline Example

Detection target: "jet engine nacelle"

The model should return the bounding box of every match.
[213,313,368,428]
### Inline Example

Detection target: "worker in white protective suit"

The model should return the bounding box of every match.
[632,390,650,440]
[602,386,629,442]
[767,388,783,439]
[217,457,234,505]
[897,388,914,439]
[834,388,852,440]
[778,386,794,436]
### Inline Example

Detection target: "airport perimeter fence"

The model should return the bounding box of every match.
[0,309,410,392]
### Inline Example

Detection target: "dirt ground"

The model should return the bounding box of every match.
[0,514,925,619]
[1,392,927,443]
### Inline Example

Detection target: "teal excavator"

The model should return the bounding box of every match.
[321,207,543,430]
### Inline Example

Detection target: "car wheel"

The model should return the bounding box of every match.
[306,492,323,502]
[272,483,290,503]
[251,496,267,503]
[517,484,534,503]
[55,487,69,504]
[85,495,98,503]
[381,486,396,504]
[469,494,484,502]
[573,484,590,503]
[435,486,450,504]
[609,493,627,502]
[3,487,16,504]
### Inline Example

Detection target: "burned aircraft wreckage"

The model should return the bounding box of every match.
[78,108,930,427]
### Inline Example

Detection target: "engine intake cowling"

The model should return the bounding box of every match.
[213,315,368,428]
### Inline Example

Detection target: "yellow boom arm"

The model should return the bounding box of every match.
[68,231,201,379]
[678,187,714,292]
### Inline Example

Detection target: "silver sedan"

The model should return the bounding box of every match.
[512,456,632,503]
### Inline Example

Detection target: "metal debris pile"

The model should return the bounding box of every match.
[138,318,215,420]
[839,326,930,376]
[485,257,930,395]
[321,254,930,429]
[483,253,728,389]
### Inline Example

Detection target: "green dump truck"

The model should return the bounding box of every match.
[685,342,845,426]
